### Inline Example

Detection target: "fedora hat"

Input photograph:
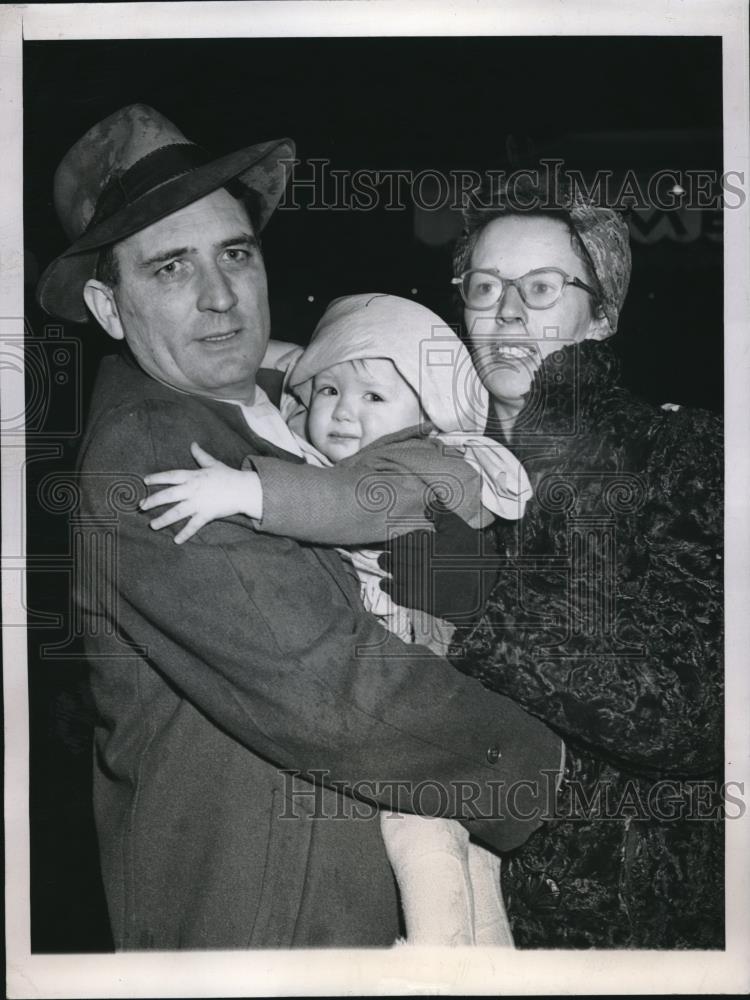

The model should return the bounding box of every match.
[37,104,295,323]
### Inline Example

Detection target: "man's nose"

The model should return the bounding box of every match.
[197,264,238,313]
[495,282,527,327]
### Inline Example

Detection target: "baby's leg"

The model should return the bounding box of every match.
[380,811,474,945]
[467,842,515,947]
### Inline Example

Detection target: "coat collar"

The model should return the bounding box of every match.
[99,345,305,464]
[487,340,624,445]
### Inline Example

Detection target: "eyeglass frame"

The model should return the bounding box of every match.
[452,266,597,311]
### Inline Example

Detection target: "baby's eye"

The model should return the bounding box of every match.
[364,392,385,403]
[317,385,337,397]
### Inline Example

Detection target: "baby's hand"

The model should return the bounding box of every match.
[141,442,263,544]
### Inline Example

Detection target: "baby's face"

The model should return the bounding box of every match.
[307,358,423,461]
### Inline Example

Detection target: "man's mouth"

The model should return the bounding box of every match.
[200,329,240,344]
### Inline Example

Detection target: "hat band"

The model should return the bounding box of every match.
[87,143,213,232]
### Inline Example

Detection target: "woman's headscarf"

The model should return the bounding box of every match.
[456,173,632,335]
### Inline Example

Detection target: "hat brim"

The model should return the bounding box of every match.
[37,137,295,323]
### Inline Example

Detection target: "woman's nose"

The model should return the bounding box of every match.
[495,282,527,326]
[197,264,238,313]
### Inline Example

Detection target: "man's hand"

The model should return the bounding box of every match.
[141,442,263,544]
[378,509,500,624]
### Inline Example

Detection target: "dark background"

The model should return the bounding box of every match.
[23,35,723,951]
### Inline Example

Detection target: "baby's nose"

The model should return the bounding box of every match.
[333,397,355,421]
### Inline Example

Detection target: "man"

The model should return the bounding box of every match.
[37,105,563,949]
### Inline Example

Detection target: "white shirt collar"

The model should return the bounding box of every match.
[232,386,308,458]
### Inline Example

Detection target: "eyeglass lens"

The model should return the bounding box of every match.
[464,269,566,310]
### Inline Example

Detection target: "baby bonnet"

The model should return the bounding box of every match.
[288,293,489,434]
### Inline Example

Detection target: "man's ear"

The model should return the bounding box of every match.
[83,280,125,341]
[584,310,613,343]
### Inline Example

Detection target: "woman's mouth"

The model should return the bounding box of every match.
[493,343,535,359]
[489,343,538,368]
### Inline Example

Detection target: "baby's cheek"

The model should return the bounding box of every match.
[306,409,326,451]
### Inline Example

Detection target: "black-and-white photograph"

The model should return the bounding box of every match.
[3,1,749,995]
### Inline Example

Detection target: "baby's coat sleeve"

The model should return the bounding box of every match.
[250,435,488,546]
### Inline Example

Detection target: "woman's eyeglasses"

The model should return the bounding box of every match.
[452,267,596,311]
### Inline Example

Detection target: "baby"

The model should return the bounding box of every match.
[141,293,532,946]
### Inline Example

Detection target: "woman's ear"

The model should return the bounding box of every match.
[585,309,613,342]
[83,280,125,341]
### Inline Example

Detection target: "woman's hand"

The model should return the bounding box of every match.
[378,510,500,624]
[141,442,263,544]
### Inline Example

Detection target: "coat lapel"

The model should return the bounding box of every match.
[116,349,363,607]
[198,393,306,464]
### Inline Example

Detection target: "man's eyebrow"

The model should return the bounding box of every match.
[138,246,194,269]
[137,233,259,269]
[216,232,259,251]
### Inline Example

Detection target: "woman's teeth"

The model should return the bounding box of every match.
[494,344,533,358]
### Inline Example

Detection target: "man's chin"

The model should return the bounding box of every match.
[189,369,259,404]
[195,356,264,400]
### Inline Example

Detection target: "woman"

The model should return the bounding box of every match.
[458,175,724,948]
[387,173,723,947]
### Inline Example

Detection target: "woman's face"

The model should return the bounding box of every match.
[464,215,608,418]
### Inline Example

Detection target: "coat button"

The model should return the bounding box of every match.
[486,745,501,764]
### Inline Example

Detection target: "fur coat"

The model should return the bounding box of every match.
[454,339,724,948]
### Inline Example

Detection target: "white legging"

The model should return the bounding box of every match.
[380,811,515,947]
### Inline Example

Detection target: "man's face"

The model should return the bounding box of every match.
[306,359,423,461]
[465,215,605,418]
[105,188,270,402]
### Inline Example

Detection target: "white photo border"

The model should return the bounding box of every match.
[3,1,749,996]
